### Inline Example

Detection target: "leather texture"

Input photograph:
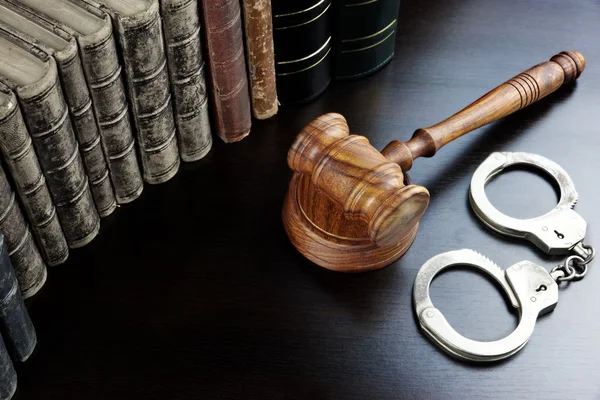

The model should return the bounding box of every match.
[160,0,213,161]
[200,0,252,143]
[0,234,36,362]
[241,0,278,119]
[334,0,401,79]
[272,0,333,105]
[0,83,68,267]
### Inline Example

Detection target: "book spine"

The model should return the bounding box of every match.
[334,0,401,79]
[109,0,180,184]
[241,0,278,120]
[18,58,100,248]
[0,234,36,362]
[160,0,212,162]
[200,0,252,142]
[0,165,47,299]
[78,16,144,203]
[0,90,69,267]
[55,41,117,217]
[0,334,16,400]
[272,0,333,105]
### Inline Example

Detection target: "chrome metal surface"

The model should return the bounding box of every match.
[469,152,586,256]
[413,249,558,362]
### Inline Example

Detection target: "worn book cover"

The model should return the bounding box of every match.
[0,2,117,217]
[200,0,252,142]
[241,0,278,120]
[272,0,333,104]
[160,0,212,162]
[0,30,100,248]
[95,0,181,184]
[0,233,36,362]
[0,163,46,299]
[334,0,401,79]
[15,0,144,204]
[0,332,15,400]
[0,83,68,267]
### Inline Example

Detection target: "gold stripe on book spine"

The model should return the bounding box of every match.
[277,37,332,64]
[345,0,378,7]
[274,0,327,17]
[274,3,331,30]
[277,48,331,76]
[341,29,395,53]
[342,19,396,42]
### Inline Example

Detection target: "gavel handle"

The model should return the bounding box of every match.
[382,51,585,171]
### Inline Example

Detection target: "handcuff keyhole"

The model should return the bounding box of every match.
[554,230,565,239]
[536,285,547,292]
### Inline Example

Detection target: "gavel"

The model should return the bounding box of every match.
[282,51,585,273]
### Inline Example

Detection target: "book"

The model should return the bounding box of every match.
[159,0,212,162]
[334,0,401,79]
[0,163,47,299]
[0,333,16,400]
[0,233,37,362]
[0,1,117,217]
[241,0,278,120]
[199,0,252,142]
[0,29,101,248]
[0,82,68,267]
[16,0,145,203]
[272,0,333,105]
[94,0,181,184]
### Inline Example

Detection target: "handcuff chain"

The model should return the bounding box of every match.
[551,243,595,283]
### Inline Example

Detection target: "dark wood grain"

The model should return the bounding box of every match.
[14,0,600,399]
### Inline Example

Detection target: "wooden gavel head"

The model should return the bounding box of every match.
[287,113,430,247]
[282,51,585,273]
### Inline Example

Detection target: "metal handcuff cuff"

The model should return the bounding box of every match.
[413,152,595,362]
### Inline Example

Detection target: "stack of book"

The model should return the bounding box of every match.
[0,0,400,297]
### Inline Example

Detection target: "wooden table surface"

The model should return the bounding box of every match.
[15,0,600,399]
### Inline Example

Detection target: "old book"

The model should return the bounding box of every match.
[0,1,117,217]
[334,0,401,79]
[0,333,15,400]
[241,0,278,120]
[15,0,144,204]
[0,233,36,362]
[0,83,68,267]
[0,163,46,299]
[159,0,212,162]
[94,0,180,184]
[199,0,252,142]
[272,0,333,105]
[0,29,100,248]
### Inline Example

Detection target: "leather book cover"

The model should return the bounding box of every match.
[10,0,144,204]
[15,0,145,203]
[0,2,117,217]
[0,83,68,267]
[334,0,401,79]
[0,233,37,362]
[0,30,101,249]
[0,163,47,299]
[241,0,278,120]
[160,0,212,162]
[272,0,333,105]
[0,332,15,400]
[199,0,252,142]
[95,0,181,184]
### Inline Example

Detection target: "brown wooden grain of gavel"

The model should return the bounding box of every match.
[282,51,585,273]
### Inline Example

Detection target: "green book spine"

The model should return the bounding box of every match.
[334,0,401,79]
[272,0,333,105]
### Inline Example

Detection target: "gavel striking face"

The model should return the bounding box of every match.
[282,51,585,273]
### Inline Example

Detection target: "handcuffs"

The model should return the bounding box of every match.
[413,152,595,363]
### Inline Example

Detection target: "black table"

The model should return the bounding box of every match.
[16,0,600,399]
